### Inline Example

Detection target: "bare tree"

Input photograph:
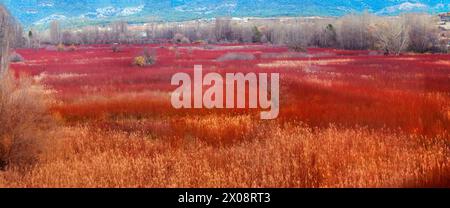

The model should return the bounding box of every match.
[62,30,75,45]
[26,28,41,49]
[27,29,33,48]
[50,20,61,44]
[337,13,375,50]
[372,16,410,55]
[215,17,233,42]
[81,26,100,44]
[145,23,157,41]
[270,19,315,51]
[310,21,338,48]
[405,14,440,53]
[111,21,129,43]
[0,4,14,74]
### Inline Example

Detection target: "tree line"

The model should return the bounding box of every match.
[39,13,444,55]
[2,2,446,59]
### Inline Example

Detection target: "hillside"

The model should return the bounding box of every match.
[1,0,448,28]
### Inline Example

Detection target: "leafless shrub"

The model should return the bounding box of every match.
[133,48,157,67]
[288,44,308,52]
[112,43,122,52]
[143,48,157,64]
[0,72,55,170]
[45,46,57,51]
[216,52,256,62]
[368,51,381,56]
[57,43,65,52]
[68,44,77,52]
[173,33,191,44]
[9,52,24,62]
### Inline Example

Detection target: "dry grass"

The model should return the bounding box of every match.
[0,72,56,170]
[177,115,257,145]
[0,123,447,188]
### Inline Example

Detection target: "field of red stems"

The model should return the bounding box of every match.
[1,43,449,187]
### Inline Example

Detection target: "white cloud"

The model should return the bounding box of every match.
[26,9,39,14]
[398,2,427,11]
[38,2,54,7]
[377,2,428,15]
[34,14,67,25]
[118,5,145,16]
[96,6,119,18]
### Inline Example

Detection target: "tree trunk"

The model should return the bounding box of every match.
[0,4,16,75]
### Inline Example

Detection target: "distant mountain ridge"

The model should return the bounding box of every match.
[1,0,449,28]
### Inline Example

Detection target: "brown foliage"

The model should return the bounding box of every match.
[0,73,56,170]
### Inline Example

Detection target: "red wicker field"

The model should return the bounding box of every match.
[4,44,450,187]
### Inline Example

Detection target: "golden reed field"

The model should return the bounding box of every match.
[0,44,449,188]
